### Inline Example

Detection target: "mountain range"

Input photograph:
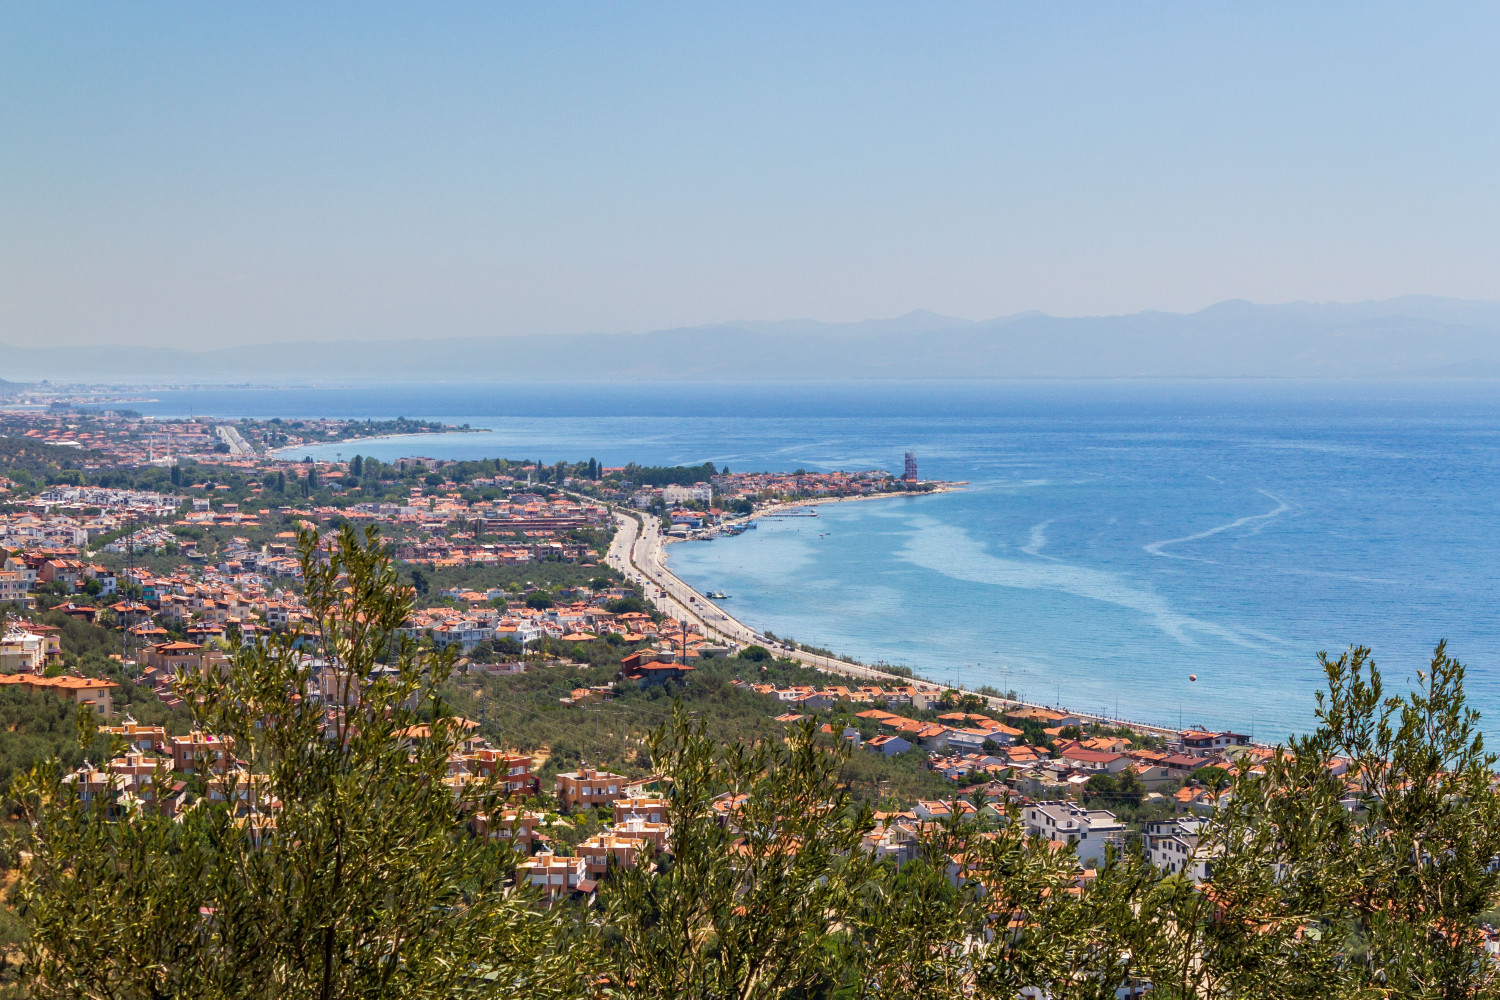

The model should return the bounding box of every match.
[7,296,1500,383]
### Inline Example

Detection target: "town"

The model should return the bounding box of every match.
[0,398,1496,993]
[0,404,1253,894]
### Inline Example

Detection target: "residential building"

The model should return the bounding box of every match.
[1058,747,1130,774]
[170,731,234,774]
[1144,817,1212,882]
[463,748,537,794]
[613,796,669,825]
[474,808,541,853]
[1023,800,1127,868]
[577,819,668,879]
[106,751,172,809]
[104,717,168,752]
[517,851,588,903]
[555,767,628,809]
[0,630,47,672]
[0,567,32,606]
[865,734,913,756]
[663,483,714,505]
[0,673,118,715]
[1179,730,1251,754]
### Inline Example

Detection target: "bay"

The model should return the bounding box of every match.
[133,380,1500,742]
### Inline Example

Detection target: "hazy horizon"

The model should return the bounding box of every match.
[9,296,1500,383]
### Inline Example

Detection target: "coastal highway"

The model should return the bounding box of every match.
[215,424,254,456]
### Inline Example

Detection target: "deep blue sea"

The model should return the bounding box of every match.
[133,380,1500,743]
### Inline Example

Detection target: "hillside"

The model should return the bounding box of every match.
[0,437,109,479]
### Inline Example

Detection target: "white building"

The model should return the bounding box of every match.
[0,631,47,673]
[663,483,713,505]
[1022,800,1126,868]
[1144,817,1213,883]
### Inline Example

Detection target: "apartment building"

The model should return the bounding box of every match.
[517,851,588,903]
[1023,800,1126,868]
[662,483,713,505]
[106,751,173,809]
[0,673,118,716]
[473,808,541,853]
[104,718,168,753]
[170,731,235,774]
[578,829,660,879]
[1144,817,1212,882]
[0,630,47,672]
[1178,729,1252,754]
[463,748,537,794]
[555,767,627,809]
[612,795,669,825]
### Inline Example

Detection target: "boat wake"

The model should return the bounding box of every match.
[1144,490,1292,562]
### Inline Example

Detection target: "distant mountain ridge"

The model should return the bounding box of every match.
[6,296,1500,382]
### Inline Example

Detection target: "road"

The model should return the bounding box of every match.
[215,424,254,456]
[606,509,929,686]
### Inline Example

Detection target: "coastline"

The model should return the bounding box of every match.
[740,482,966,523]
[266,427,488,459]
[611,494,1188,745]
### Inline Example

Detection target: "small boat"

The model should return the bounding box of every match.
[707,590,730,600]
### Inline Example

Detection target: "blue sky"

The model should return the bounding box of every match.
[3,4,1498,347]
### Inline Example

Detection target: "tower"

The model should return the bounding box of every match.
[903,452,918,482]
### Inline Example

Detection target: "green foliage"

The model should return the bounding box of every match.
[418,561,614,599]
[10,526,587,998]
[603,710,878,998]
[1182,642,1500,999]
[1084,769,1145,808]
[0,437,107,479]
[1190,764,1231,790]
[0,688,94,791]
[616,462,717,488]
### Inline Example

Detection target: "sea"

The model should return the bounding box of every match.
[131,380,1500,744]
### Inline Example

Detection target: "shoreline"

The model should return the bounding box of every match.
[739,482,966,523]
[615,496,1191,745]
[266,427,488,459]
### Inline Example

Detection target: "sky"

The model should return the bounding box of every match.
[2,3,1499,349]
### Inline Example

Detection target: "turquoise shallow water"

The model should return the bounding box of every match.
[139,380,1500,742]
